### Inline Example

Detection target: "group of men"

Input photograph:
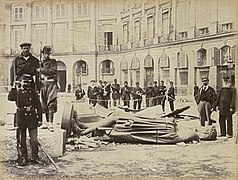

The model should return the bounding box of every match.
[9,42,58,166]
[194,76,236,138]
[75,79,176,112]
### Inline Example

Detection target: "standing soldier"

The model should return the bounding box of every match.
[145,82,155,107]
[158,80,167,113]
[152,81,160,106]
[87,80,98,106]
[214,74,236,138]
[37,46,58,132]
[194,82,199,104]
[167,81,175,111]
[197,76,216,127]
[111,79,121,107]
[101,81,111,108]
[132,82,144,110]
[97,80,104,106]
[75,84,85,100]
[121,81,131,107]
[9,42,42,166]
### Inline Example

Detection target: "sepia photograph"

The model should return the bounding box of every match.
[0,0,237,179]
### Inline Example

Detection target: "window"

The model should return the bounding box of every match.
[162,10,169,35]
[33,27,46,54]
[55,4,66,17]
[103,32,113,51]
[199,27,209,36]
[123,23,129,44]
[220,45,232,65]
[160,54,169,68]
[197,48,207,66]
[178,31,188,40]
[14,6,24,20]
[77,0,89,16]
[14,29,24,50]
[76,61,88,75]
[222,23,233,32]
[134,20,141,42]
[180,71,188,85]
[54,25,66,52]
[35,5,45,19]
[177,52,188,68]
[101,60,114,75]
[147,15,155,39]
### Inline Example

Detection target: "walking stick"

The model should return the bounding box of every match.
[38,141,59,172]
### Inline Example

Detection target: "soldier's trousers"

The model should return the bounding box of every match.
[219,114,233,136]
[17,128,38,161]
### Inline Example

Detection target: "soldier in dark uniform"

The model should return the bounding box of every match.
[145,82,155,107]
[158,80,167,112]
[9,42,42,166]
[152,81,160,106]
[132,82,144,110]
[197,76,216,126]
[97,80,104,106]
[101,81,111,108]
[167,81,175,111]
[214,74,236,138]
[87,80,98,106]
[121,81,131,107]
[111,79,121,107]
[37,46,58,132]
[75,84,85,100]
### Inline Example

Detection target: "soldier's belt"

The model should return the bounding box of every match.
[17,106,35,112]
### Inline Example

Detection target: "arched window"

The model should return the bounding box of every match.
[220,45,231,65]
[159,54,169,68]
[231,45,237,63]
[120,58,128,70]
[75,60,88,75]
[197,48,207,66]
[101,59,114,75]
[177,51,188,68]
[131,57,140,69]
[144,54,154,68]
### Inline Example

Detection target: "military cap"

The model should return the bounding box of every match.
[124,81,128,84]
[99,80,103,83]
[90,80,95,82]
[202,76,209,82]
[154,81,158,84]
[20,42,31,48]
[136,82,139,85]
[42,46,52,54]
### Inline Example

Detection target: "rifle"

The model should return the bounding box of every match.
[38,141,59,172]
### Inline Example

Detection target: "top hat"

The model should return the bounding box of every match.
[20,42,31,48]
[42,46,52,54]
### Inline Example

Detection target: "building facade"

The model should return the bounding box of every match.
[0,0,237,96]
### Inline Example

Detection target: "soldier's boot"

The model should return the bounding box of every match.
[48,112,54,132]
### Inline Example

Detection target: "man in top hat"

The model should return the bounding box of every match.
[214,74,236,138]
[9,42,42,166]
[197,76,216,126]
[36,46,58,132]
